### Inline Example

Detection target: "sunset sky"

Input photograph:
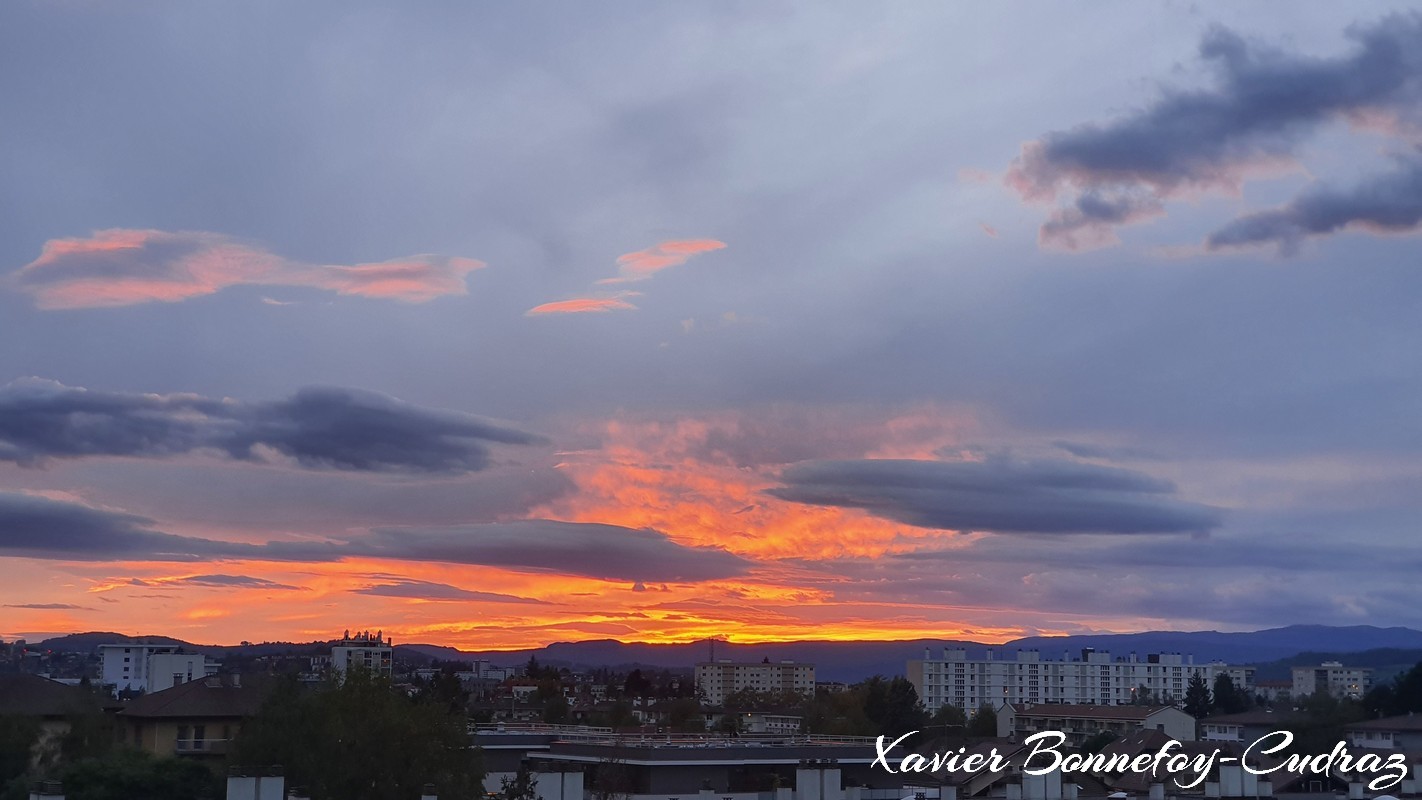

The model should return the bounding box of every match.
[3,2,1422,650]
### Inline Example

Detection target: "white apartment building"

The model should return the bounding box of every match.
[1292,662,1372,699]
[99,644,218,694]
[908,648,1254,712]
[330,629,393,676]
[695,660,815,706]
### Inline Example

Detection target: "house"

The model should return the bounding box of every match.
[1346,713,1422,750]
[118,674,269,758]
[997,702,1196,744]
[0,674,109,771]
[1198,709,1303,744]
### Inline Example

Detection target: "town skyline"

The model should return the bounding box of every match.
[3,3,1422,650]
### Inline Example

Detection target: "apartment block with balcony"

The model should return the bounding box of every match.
[908,648,1252,713]
[695,660,815,706]
[1291,662,1372,700]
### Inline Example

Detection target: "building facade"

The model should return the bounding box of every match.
[694,660,815,706]
[1291,662,1372,700]
[908,648,1253,712]
[99,643,217,694]
[330,630,394,676]
[998,702,1198,744]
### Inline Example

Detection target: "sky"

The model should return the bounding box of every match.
[2,2,1421,650]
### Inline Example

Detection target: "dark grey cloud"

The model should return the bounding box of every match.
[351,578,548,604]
[1207,155,1422,252]
[0,378,543,474]
[767,457,1221,534]
[338,522,753,583]
[140,574,302,591]
[0,492,749,583]
[4,603,91,610]
[0,491,251,562]
[1052,441,1165,461]
[1007,14,1422,247]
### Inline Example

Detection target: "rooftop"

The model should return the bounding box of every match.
[121,675,270,720]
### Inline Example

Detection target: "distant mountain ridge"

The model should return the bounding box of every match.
[36,624,1422,683]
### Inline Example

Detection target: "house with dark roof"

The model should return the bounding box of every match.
[997,703,1196,744]
[118,674,269,758]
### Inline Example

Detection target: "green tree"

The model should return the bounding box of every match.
[664,698,706,733]
[860,676,928,738]
[499,762,538,800]
[542,694,570,724]
[966,703,998,737]
[1080,730,1118,755]
[60,749,221,800]
[0,716,40,791]
[233,671,482,800]
[1211,673,1248,715]
[1183,672,1213,720]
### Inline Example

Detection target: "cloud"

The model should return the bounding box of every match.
[0,492,249,562]
[527,239,724,315]
[340,521,752,582]
[11,228,483,308]
[525,296,639,315]
[1207,155,1422,253]
[0,492,750,583]
[767,457,1221,534]
[351,578,548,604]
[0,378,542,474]
[603,239,727,283]
[4,603,92,610]
[137,574,303,591]
[1005,15,1422,249]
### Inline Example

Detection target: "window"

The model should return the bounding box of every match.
[177,726,190,750]
[193,725,206,749]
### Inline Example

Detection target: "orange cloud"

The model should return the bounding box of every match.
[12,229,483,309]
[525,296,638,315]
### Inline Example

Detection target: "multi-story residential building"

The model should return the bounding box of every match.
[694,660,815,706]
[119,674,268,758]
[99,643,218,694]
[908,648,1253,712]
[998,701,1198,744]
[1291,662,1371,700]
[330,629,393,676]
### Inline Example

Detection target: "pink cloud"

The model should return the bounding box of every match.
[525,296,638,316]
[12,229,483,309]
[528,238,725,318]
[601,239,726,283]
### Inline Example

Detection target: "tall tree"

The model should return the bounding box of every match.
[967,703,998,738]
[1212,673,1248,715]
[1183,672,1213,720]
